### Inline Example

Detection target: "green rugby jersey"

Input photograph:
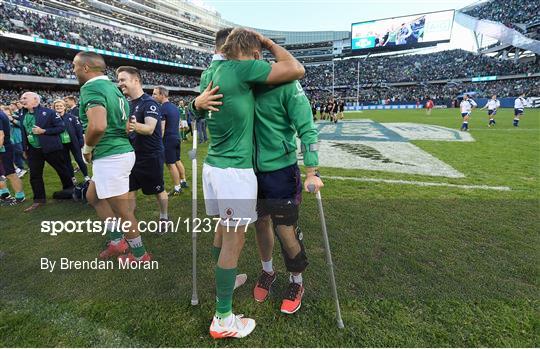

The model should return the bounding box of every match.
[254,80,319,172]
[202,59,271,169]
[79,76,133,160]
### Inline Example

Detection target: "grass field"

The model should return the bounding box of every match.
[1,108,538,347]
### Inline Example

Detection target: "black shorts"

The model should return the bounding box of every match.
[488,109,496,116]
[514,108,524,116]
[0,145,16,176]
[129,153,165,195]
[163,138,180,164]
[256,163,302,218]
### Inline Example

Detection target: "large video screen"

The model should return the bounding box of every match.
[351,10,455,53]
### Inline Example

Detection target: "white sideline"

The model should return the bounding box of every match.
[323,175,512,191]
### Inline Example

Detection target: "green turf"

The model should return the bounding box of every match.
[1,108,538,347]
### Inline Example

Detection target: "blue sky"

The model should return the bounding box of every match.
[203,0,480,31]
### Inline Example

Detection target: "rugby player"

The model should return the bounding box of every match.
[152,86,188,196]
[116,66,170,234]
[480,94,500,127]
[513,92,527,127]
[425,97,434,116]
[192,28,305,339]
[252,80,323,314]
[64,95,80,120]
[460,94,477,131]
[73,52,150,262]
[0,108,25,205]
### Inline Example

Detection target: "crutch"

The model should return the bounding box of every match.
[188,120,199,306]
[308,184,344,329]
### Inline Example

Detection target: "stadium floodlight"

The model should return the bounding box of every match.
[308,184,345,329]
[188,121,199,306]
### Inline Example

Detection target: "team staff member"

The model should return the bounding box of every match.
[117,66,170,234]
[19,92,73,212]
[0,108,25,205]
[152,85,188,195]
[73,52,151,262]
[53,99,90,183]
[252,80,323,314]
[192,28,305,339]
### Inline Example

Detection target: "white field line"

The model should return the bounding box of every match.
[323,175,512,191]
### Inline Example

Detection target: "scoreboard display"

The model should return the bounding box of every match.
[351,10,455,54]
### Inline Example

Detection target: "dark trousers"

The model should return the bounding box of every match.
[64,143,88,177]
[12,142,26,169]
[197,119,208,143]
[27,146,74,203]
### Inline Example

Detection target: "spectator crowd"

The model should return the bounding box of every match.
[302,49,539,88]
[463,0,540,27]
[0,2,212,67]
[0,50,200,88]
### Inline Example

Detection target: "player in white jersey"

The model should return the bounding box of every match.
[481,94,500,127]
[459,94,477,131]
[513,93,527,127]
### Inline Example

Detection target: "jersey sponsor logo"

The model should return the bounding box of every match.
[150,105,157,112]
[302,120,473,178]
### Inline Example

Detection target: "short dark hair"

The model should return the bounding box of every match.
[64,95,77,102]
[116,66,142,82]
[154,85,169,97]
[215,27,233,51]
[75,51,106,73]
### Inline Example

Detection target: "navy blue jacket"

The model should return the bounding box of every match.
[20,105,66,154]
[62,112,84,148]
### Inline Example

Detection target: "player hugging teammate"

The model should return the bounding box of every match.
[191,27,322,339]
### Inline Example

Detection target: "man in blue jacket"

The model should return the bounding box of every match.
[19,92,74,212]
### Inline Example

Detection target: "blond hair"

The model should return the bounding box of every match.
[221,28,262,60]
[53,99,66,108]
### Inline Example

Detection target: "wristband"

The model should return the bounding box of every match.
[82,144,95,155]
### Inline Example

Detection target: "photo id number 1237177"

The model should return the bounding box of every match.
[183,217,252,232]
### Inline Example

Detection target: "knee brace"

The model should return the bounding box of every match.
[268,199,299,226]
[274,224,309,273]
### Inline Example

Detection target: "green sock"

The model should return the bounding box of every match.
[215,266,237,318]
[126,236,146,258]
[15,192,25,200]
[212,246,221,262]
[108,230,124,243]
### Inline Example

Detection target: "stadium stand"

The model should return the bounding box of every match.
[303,49,538,87]
[463,0,540,27]
[0,1,212,67]
[0,50,201,87]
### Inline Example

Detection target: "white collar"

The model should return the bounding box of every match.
[83,75,109,87]
[212,53,226,61]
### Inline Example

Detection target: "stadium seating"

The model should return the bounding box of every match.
[462,0,540,27]
[0,50,200,87]
[0,2,212,67]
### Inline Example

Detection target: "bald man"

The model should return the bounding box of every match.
[73,51,151,262]
[19,92,73,212]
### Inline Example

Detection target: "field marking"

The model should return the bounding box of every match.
[323,175,511,191]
